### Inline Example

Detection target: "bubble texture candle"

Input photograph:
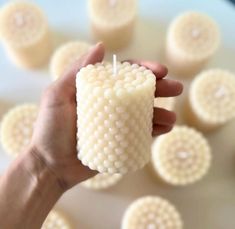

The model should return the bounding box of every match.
[0,2,51,69]
[121,196,183,229]
[76,62,156,174]
[187,69,235,131]
[166,11,220,77]
[81,173,122,190]
[50,41,91,80]
[0,104,38,157]
[88,0,137,50]
[151,126,211,186]
[42,210,71,229]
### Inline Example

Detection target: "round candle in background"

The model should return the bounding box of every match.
[76,61,156,174]
[121,196,183,229]
[154,97,176,111]
[0,104,38,157]
[50,41,91,80]
[80,173,122,190]
[42,209,72,229]
[166,11,220,77]
[186,69,235,132]
[88,0,137,50]
[151,126,211,186]
[0,1,51,69]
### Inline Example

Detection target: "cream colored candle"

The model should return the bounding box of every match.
[88,0,137,50]
[186,69,235,131]
[50,41,91,80]
[121,196,183,229]
[81,173,122,190]
[166,11,220,77]
[76,61,156,173]
[42,210,71,229]
[0,104,38,157]
[0,2,51,69]
[154,97,175,111]
[151,126,211,186]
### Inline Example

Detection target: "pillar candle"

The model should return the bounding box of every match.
[166,11,220,77]
[42,210,72,229]
[121,196,183,229]
[0,104,38,157]
[50,41,91,80]
[186,69,235,131]
[81,173,122,190]
[0,2,51,69]
[76,61,156,174]
[154,97,175,111]
[151,126,211,186]
[88,0,137,50]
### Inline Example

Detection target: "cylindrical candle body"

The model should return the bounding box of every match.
[76,62,155,174]
[80,173,122,190]
[121,196,183,229]
[88,0,137,50]
[151,126,211,186]
[50,41,91,80]
[0,104,38,157]
[166,11,220,77]
[186,69,235,131]
[0,2,51,69]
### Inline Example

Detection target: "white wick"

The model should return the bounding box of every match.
[214,86,227,98]
[109,0,117,7]
[191,28,201,39]
[14,11,25,27]
[113,54,117,76]
[177,151,190,159]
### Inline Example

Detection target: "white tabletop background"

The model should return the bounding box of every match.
[0,0,235,228]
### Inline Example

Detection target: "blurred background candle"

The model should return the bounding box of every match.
[0,1,51,69]
[186,69,235,131]
[166,11,220,77]
[76,60,155,174]
[88,0,137,50]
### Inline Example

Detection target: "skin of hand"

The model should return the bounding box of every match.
[30,42,183,192]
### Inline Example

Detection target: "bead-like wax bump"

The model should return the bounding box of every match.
[121,196,183,229]
[151,126,211,186]
[0,2,51,69]
[42,210,72,229]
[187,69,235,131]
[50,41,91,80]
[0,104,38,157]
[166,11,220,77]
[76,62,156,174]
[81,173,122,190]
[88,0,137,50]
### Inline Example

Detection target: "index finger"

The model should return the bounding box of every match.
[125,60,168,79]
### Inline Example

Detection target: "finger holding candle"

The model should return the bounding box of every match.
[155,79,183,97]
[152,124,174,136]
[153,107,176,126]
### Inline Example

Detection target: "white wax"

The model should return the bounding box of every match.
[88,0,137,50]
[0,2,51,69]
[166,11,220,77]
[76,62,156,173]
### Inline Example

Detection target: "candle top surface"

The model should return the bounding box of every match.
[76,62,156,97]
[50,41,91,80]
[190,69,235,123]
[152,126,211,185]
[88,0,137,27]
[122,196,183,229]
[168,11,220,59]
[0,2,48,47]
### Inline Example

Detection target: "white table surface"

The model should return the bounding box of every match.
[0,0,235,228]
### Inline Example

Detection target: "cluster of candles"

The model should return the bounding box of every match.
[0,0,235,228]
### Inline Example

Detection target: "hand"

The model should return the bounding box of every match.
[30,43,183,192]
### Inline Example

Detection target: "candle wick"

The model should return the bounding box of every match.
[113,54,117,76]
[109,0,117,7]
